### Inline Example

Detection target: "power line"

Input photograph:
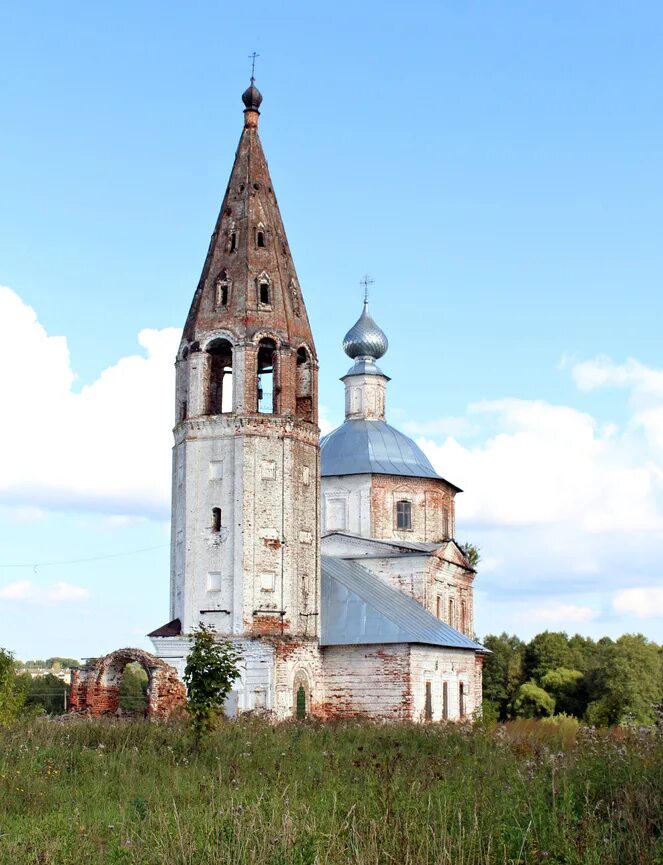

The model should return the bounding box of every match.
[0,543,169,571]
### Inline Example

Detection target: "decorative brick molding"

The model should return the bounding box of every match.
[69,648,186,719]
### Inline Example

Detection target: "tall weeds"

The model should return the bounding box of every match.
[0,717,660,864]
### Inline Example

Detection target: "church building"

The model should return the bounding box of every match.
[148,81,486,722]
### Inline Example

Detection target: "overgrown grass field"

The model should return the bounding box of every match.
[0,717,660,864]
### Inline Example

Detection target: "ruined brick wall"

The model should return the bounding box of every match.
[320,645,411,720]
[371,475,457,543]
[69,648,186,719]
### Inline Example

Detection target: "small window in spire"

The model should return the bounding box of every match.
[257,230,265,248]
[259,280,270,306]
[214,272,229,308]
[230,231,237,253]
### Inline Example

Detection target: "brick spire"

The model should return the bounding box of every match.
[182,84,315,359]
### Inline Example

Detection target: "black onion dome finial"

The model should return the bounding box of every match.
[242,82,263,111]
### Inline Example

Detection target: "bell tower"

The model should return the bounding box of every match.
[170,81,320,646]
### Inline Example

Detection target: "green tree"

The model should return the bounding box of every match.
[541,667,584,717]
[459,542,480,568]
[45,657,79,669]
[512,681,555,718]
[24,673,69,715]
[524,631,574,682]
[0,649,27,726]
[482,633,525,720]
[119,663,149,713]
[585,634,662,726]
[184,624,242,743]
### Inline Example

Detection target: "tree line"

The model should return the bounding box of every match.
[482,630,663,725]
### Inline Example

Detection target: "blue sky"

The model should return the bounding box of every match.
[1,1,662,659]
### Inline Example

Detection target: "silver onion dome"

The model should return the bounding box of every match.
[342,300,388,360]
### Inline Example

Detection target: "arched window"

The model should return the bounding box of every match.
[214,271,229,308]
[441,506,449,539]
[256,229,266,248]
[229,231,237,253]
[205,338,233,415]
[257,338,277,414]
[258,278,271,306]
[295,346,313,422]
[448,597,455,628]
[461,598,467,634]
[396,499,412,530]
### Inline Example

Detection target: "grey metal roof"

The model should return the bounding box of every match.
[320,419,443,480]
[321,556,485,651]
[342,358,389,378]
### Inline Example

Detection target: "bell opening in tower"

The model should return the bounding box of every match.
[205,338,233,415]
[257,338,277,414]
[296,346,314,422]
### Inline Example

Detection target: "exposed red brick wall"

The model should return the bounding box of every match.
[69,648,186,719]
[370,475,457,543]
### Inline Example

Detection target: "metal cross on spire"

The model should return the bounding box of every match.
[360,274,374,303]
[249,52,260,85]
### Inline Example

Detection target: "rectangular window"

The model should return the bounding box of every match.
[436,596,442,618]
[261,460,276,480]
[442,682,449,720]
[424,681,433,721]
[209,460,224,480]
[396,500,412,530]
[212,508,221,533]
[459,682,465,719]
[207,571,222,592]
[327,498,347,531]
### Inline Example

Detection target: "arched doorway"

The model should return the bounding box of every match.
[292,670,311,720]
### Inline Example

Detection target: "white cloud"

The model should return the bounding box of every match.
[418,397,663,533]
[0,580,89,604]
[318,405,335,437]
[402,416,478,438]
[613,587,663,618]
[0,286,179,519]
[571,355,663,398]
[415,356,663,635]
[516,603,597,625]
